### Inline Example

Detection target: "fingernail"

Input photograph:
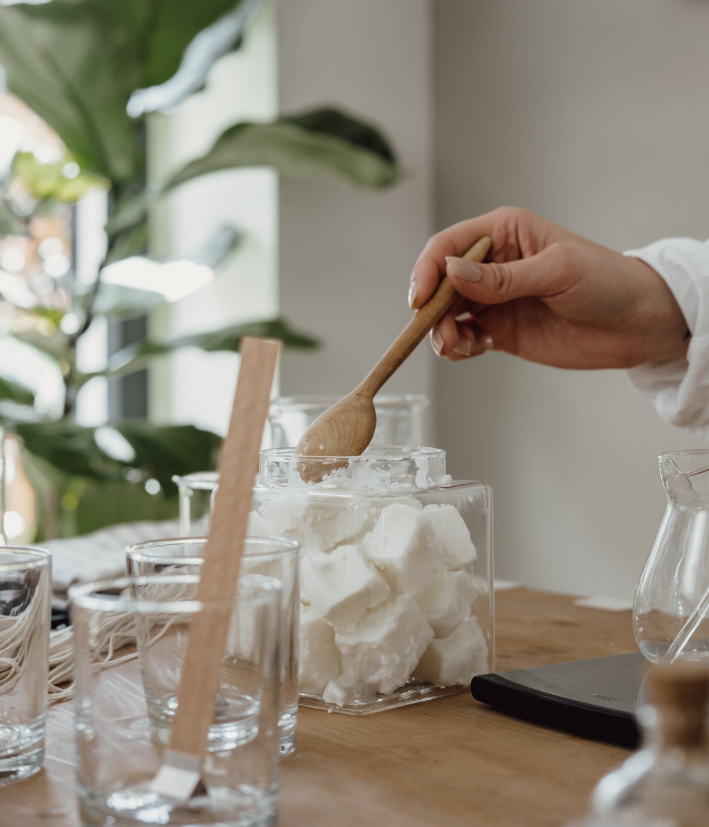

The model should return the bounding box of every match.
[431,327,443,357]
[454,337,474,357]
[446,256,483,282]
[408,281,418,309]
[455,311,473,322]
[480,335,493,350]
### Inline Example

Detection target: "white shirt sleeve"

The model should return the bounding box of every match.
[625,238,709,437]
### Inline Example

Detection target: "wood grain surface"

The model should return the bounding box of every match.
[0,588,638,827]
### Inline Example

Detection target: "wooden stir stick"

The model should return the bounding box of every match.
[150,335,281,802]
[296,236,491,465]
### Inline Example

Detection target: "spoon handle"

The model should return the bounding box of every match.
[358,236,491,397]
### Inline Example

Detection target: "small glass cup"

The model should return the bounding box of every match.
[70,573,282,827]
[268,394,429,449]
[0,546,51,785]
[127,537,300,756]
[172,472,219,536]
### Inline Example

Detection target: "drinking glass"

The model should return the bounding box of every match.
[70,574,282,827]
[0,546,51,785]
[172,472,218,536]
[126,537,300,756]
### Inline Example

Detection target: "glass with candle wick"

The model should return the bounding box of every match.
[0,546,51,785]
[127,536,300,756]
[70,573,282,827]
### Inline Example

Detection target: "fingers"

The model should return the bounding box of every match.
[445,242,581,306]
[409,213,504,310]
[409,207,588,310]
[429,316,494,361]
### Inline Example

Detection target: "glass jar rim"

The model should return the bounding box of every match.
[126,535,300,566]
[172,471,219,489]
[0,545,51,572]
[69,573,282,614]
[261,445,444,463]
[258,446,449,491]
[269,393,429,411]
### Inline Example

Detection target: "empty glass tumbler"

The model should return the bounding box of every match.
[70,573,282,827]
[253,447,494,713]
[635,450,709,662]
[126,537,300,755]
[173,472,218,536]
[0,546,51,785]
[268,394,429,449]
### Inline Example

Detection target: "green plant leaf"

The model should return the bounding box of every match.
[127,0,259,116]
[115,422,221,494]
[0,2,141,181]
[0,1,248,183]
[0,376,34,406]
[106,317,319,377]
[16,420,220,495]
[16,421,124,481]
[166,107,401,190]
[104,192,151,238]
[104,222,149,265]
[12,151,108,203]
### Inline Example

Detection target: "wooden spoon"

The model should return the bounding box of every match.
[296,235,491,465]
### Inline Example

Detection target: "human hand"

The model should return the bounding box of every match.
[409,207,689,369]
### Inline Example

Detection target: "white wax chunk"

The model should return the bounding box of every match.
[322,679,347,707]
[415,615,488,686]
[362,503,439,596]
[416,569,478,638]
[423,504,477,570]
[299,605,341,695]
[335,593,434,695]
[258,491,372,556]
[367,496,423,511]
[247,510,271,537]
[301,544,390,629]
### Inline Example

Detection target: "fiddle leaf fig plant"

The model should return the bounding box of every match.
[0,0,401,538]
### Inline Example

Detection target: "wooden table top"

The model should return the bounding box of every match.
[1,588,638,827]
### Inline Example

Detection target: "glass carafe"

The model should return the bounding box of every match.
[634,451,709,663]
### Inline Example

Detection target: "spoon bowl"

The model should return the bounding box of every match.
[295,236,491,479]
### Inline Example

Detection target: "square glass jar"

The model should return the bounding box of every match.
[251,447,494,714]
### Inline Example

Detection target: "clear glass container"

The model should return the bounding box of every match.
[173,471,218,536]
[70,574,282,827]
[251,446,494,714]
[126,536,301,756]
[635,451,709,662]
[0,546,51,785]
[589,664,709,826]
[268,394,429,449]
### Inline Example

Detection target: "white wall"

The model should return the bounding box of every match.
[276,0,436,432]
[148,0,279,437]
[434,0,709,599]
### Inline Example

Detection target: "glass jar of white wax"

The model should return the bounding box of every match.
[250,447,494,714]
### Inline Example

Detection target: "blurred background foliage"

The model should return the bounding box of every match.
[0,0,400,541]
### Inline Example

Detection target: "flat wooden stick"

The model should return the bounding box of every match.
[168,336,281,759]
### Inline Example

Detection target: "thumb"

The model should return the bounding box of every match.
[445,243,578,305]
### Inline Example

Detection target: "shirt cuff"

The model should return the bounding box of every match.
[624,238,709,436]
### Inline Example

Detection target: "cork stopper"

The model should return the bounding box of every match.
[648,662,709,748]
